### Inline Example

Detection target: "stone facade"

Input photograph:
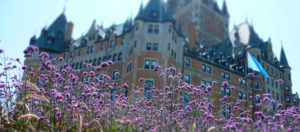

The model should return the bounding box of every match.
[24,0,294,112]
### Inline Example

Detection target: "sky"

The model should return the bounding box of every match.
[0,0,299,94]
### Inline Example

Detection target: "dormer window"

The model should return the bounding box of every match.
[151,11,159,18]
[81,39,87,45]
[58,32,64,40]
[46,37,54,46]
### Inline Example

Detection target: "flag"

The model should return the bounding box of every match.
[247,52,269,77]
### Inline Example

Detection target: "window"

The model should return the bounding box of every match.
[118,53,122,61]
[168,43,170,50]
[153,43,158,51]
[127,62,132,73]
[100,43,104,50]
[183,93,189,108]
[221,87,231,96]
[225,73,230,80]
[151,11,159,18]
[221,72,225,79]
[206,66,211,74]
[82,76,87,83]
[221,103,232,119]
[201,80,206,85]
[151,60,157,69]
[93,59,97,66]
[146,43,152,50]
[154,25,159,34]
[255,96,261,103]
[112,71,119,80]
[78,49,81,56]
[221,87,225,94]
[113,54,117,62]
[202,64,206,72]
[186,58,191,67]
[111,89,116,101]
[238,92,243,99]
[184,75,190,84]
[145,80,153,99]
[286,97,291,104]
[225,88,231,96]
[46,39,53,46]
[144,59,150,69]
[206,81,211,86]
[148,24,153,33]
[243,93,247,100]
[254,82,260,89]
[58,32,64,40]
[125,87,128,97]
[110,40,115,48]
[285,86,290,92]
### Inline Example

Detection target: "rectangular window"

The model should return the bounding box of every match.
[78,49,81,56]
[201,80,206,85]
[145,59,150,69]
[184,75,190,84]
[285,86,290,92]
[100,43,104,50]
[221,87,225,94]
[221,72,225,79]
[186,58,191,67]
[168,43,170,50]
[206,81,211,86]
[243,93,247,100]
[225,88,231,96]
[206,66,211,74]
[145,80,153,99]
[286,97,291,104]
[154,25,159,34]
[254,82,260,89]
[202,64,206,72]
[146,43,152,50]
[147,24,153,33]
[112,71,119,80]
[183,93,189,108]
[151,60,157,69]
[127,62,132,73]
[118,53,122,61]
[225,73,230,80]
[153,43,158,51]
[238,92,243,99]
[255,96,261,103]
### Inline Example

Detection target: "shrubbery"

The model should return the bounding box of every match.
[0,46,299,132]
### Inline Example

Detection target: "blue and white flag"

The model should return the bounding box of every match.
[247,52,269,77]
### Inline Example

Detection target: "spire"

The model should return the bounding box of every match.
[136,0,174,22]
[222,0,229,16]
[48,13,67,32]
[280,46,290,68]
[87,19,98,34]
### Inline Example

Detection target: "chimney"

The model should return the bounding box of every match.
[65,22,74,40]
[188,23,197,52]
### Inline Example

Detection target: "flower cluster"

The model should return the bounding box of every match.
[0,47,299,132]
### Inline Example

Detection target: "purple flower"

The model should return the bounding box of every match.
[84,123,89,127]
[0,83,6,88]
[123,83,129,89]
[139,78,144,82]
[0,49,4,53]
[222,81,229,87]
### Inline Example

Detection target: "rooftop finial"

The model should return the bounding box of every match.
[63,0,69,13]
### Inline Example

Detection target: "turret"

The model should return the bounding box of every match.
[280,46,292,107]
